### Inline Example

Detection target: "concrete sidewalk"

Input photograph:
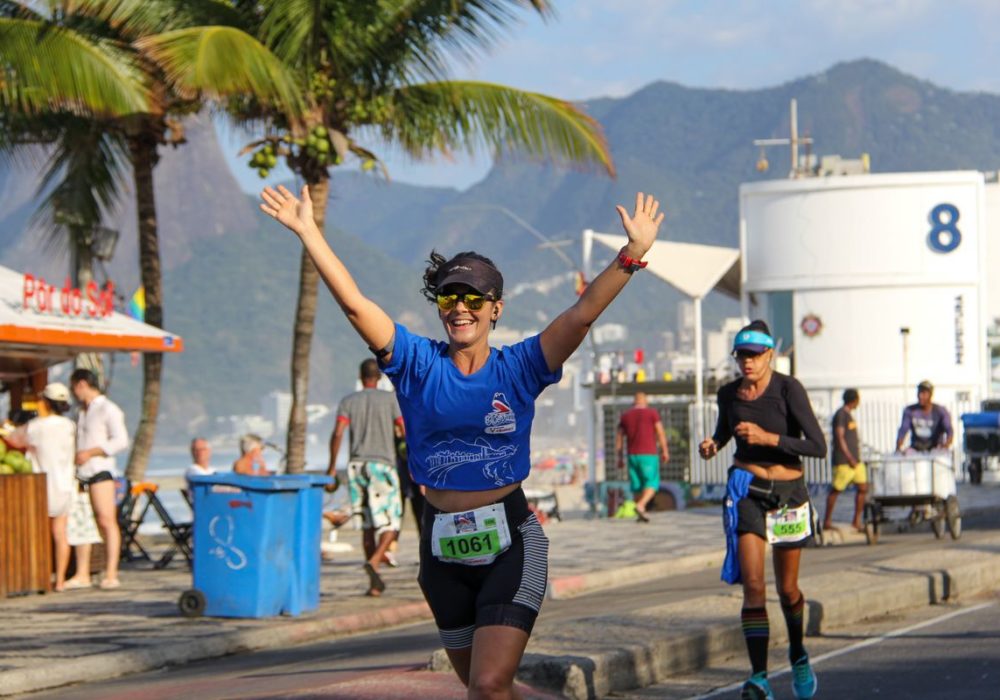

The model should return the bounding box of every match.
[2,482,999,697]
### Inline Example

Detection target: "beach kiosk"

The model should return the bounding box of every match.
[0,264,183,596]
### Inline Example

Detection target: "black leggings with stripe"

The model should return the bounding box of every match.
[418,487,549,649]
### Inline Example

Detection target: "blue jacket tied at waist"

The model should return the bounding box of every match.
[722,468,753,584]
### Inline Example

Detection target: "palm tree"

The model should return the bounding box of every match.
[1,0,302,480]
[0,2,149,117]
[232,0,615,471]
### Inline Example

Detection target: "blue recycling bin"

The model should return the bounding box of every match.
[275,472,334,614]
[182,473,309,618]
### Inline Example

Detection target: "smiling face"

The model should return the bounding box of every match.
[438,284,503,349]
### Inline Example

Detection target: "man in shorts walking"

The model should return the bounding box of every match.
[328,359,405,595]
[823,388,866,532]
[616,392,669,522]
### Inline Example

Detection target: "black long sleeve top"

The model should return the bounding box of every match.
[711,372,827,467]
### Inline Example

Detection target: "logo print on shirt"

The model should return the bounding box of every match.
[425,437,518,487]
[485,392,516,434]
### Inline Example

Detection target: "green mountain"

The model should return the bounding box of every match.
[4,59,1000,442]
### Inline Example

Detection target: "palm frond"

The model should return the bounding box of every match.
[386,81,614,176]
[69,0,246,41]
[247,0,324,68]
[353,0,553,84]
[135,26,304,118]
[31,116,129,253]
[0,17,148,116]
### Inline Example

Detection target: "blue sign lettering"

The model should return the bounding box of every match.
[928,203,961,253]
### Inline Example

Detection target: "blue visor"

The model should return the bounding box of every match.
[733,330,775,353]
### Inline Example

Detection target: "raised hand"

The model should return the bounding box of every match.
[615,192,665,258]
[260,185,315,236]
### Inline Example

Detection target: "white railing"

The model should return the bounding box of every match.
[689,399,975,486]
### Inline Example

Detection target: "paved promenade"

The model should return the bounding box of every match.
[2,482,999,697]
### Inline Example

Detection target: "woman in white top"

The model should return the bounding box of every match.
[10,383,76,591]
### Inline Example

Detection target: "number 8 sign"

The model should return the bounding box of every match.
[928,203,961,253]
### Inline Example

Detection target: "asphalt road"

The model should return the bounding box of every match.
[612,593,1000,699]
[21,510,1000,700]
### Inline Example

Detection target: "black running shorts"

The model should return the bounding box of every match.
[418,487,548,649]
[736,475,814,549]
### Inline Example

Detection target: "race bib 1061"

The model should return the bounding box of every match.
[431,503,512,566]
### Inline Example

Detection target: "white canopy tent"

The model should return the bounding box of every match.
[581,229,741,496]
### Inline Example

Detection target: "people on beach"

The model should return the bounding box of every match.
[9,382,76,591]
[260,183,663,699]
[699,321,825,700]
[185,437,216,491]
[232,434,272,476]
[328,359,405,595]
[67,368,129,591]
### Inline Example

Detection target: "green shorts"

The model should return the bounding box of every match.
[627,454,660,493]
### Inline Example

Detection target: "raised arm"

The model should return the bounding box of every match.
[538,193,664,371]
[260,185,395,357]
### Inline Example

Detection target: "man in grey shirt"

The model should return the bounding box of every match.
[328,359,404,596]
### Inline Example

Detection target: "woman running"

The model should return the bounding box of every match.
[261,185,663,699]
[699,320,825,700]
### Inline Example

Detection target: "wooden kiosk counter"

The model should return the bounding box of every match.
[0,265,183,597]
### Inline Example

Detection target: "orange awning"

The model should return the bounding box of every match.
[0,265,183,374]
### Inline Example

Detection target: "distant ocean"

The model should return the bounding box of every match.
[136,444,339,533]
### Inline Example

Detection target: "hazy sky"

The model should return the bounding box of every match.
[222,0,1000,192]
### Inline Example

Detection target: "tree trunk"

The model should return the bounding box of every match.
[284,175,330,473]
[124,130,163,483]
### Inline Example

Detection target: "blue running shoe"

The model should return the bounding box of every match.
[791,654,818,699]
[740,672,774,700]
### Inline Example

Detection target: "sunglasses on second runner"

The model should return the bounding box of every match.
[732,348,769,360]
[435,292,496,311]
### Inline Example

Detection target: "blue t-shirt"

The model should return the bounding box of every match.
[381,323,562,491]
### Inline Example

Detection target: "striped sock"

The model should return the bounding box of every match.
[741,606,770,674]
[782,594,806,662]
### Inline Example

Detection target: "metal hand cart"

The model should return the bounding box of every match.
[862,453,961,545]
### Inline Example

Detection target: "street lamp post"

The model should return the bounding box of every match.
[901,327,911,402]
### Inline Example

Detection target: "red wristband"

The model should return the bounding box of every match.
[617,248,648,273]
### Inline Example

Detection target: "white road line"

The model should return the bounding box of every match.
[686,601,997,699]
